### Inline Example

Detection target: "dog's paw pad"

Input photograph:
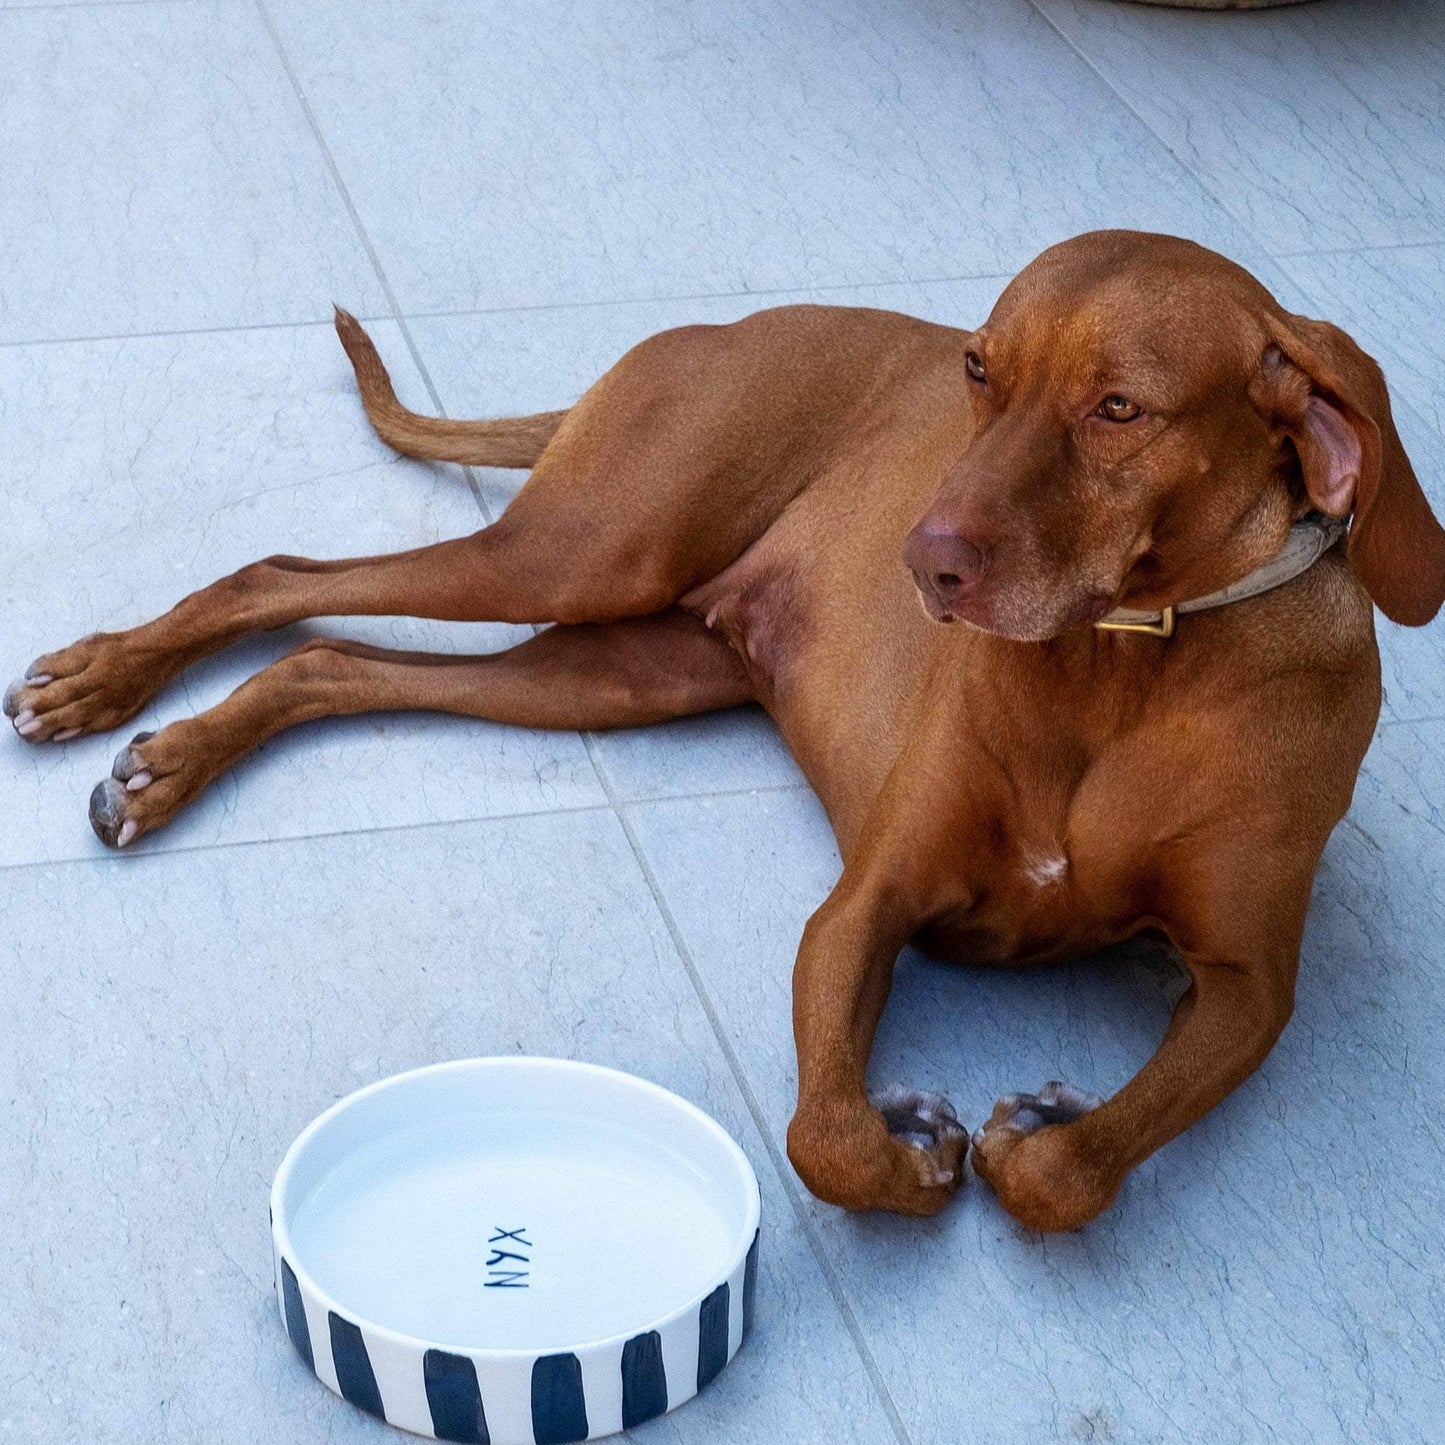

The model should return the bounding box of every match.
[972,1080,1102,1149]
[874,1086,962,1148]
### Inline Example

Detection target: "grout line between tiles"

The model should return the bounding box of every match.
[0,0,210,11]
[0,266,1015,352]
[0,778,812,875]
[0,314,389,352]
[0,798,608,873]
[395,268,1015,322]
[251,0,494,519]
[1378,712,1445,733]
[581,733,915,1445]
[1273,238,1445,261]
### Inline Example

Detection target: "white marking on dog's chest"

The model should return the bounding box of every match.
[1023,851,1069,888]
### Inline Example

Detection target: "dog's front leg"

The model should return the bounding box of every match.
[971,844,1310,1232]
[786,850,967,1217]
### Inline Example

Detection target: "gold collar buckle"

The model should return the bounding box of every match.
[1094,604,1176,639]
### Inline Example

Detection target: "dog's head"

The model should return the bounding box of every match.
[902,230,1445,639]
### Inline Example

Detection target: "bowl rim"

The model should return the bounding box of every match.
[270,1055,763,1361]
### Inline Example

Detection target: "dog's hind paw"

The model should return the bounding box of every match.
[88,729,171,848]
[6,636,158,743]
[870,1086,968,1187]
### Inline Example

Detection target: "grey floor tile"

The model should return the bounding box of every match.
[1278,243,1445,442]
[0,322,603,866]
[0,1,385,342]
[1032,0,1445,256]
[629,744,1445,1443]
[0,810,897,1445]
[1377,607,1445,729]
[593,711,806,803]
[268,0,1257,315]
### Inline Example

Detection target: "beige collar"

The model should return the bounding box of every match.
[1095,513,1349,638]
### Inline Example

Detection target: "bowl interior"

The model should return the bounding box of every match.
[274,1059,758,1353]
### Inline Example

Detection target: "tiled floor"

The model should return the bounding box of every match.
[1,1,1441,1442]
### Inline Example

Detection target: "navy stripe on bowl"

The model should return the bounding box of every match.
[743,1228,760,1338]
[696,1281,730,1392]
[531,1353,588,1444]
[425,1349,490,1444]
[281,1259,313,1371]
[621,1330,668,1428]
[329,1312,385,1419]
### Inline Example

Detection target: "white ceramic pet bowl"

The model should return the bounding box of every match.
[271,1058,761,1443]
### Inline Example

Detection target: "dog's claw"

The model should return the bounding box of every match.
[3,679,24,718]
[111,732,154,784]
[89,777,130,848]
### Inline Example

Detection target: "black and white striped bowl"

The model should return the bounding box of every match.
[271,1058,761,1443]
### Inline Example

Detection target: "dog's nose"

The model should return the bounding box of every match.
[902,523,990,606]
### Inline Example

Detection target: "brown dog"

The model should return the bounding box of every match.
[8,231,1444,1230]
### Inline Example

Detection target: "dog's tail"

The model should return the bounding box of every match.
[333,307,568,469]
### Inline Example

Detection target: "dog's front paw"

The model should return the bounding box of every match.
[972,1080,1102,1146]
[788,1089,967,1217]
[970,1080,1113,1232]
[871,1086,968,1189]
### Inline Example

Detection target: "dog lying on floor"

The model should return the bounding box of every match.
[8,230,1444,1230]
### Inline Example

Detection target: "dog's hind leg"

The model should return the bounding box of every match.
[86,609,751,846]
[9,305,890,745]
[3,522,674,744]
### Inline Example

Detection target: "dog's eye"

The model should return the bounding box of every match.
[1098,395,1141,423]
[965,352,987,384]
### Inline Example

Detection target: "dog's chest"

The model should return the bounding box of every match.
[915,719,1163,965]
[919,825,1125,966]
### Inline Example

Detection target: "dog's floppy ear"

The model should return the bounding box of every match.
[1251,312,1445,626]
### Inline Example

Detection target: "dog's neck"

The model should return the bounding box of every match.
[1096,513,1349,638]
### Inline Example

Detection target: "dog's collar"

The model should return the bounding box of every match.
[1095,513,1349,638]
